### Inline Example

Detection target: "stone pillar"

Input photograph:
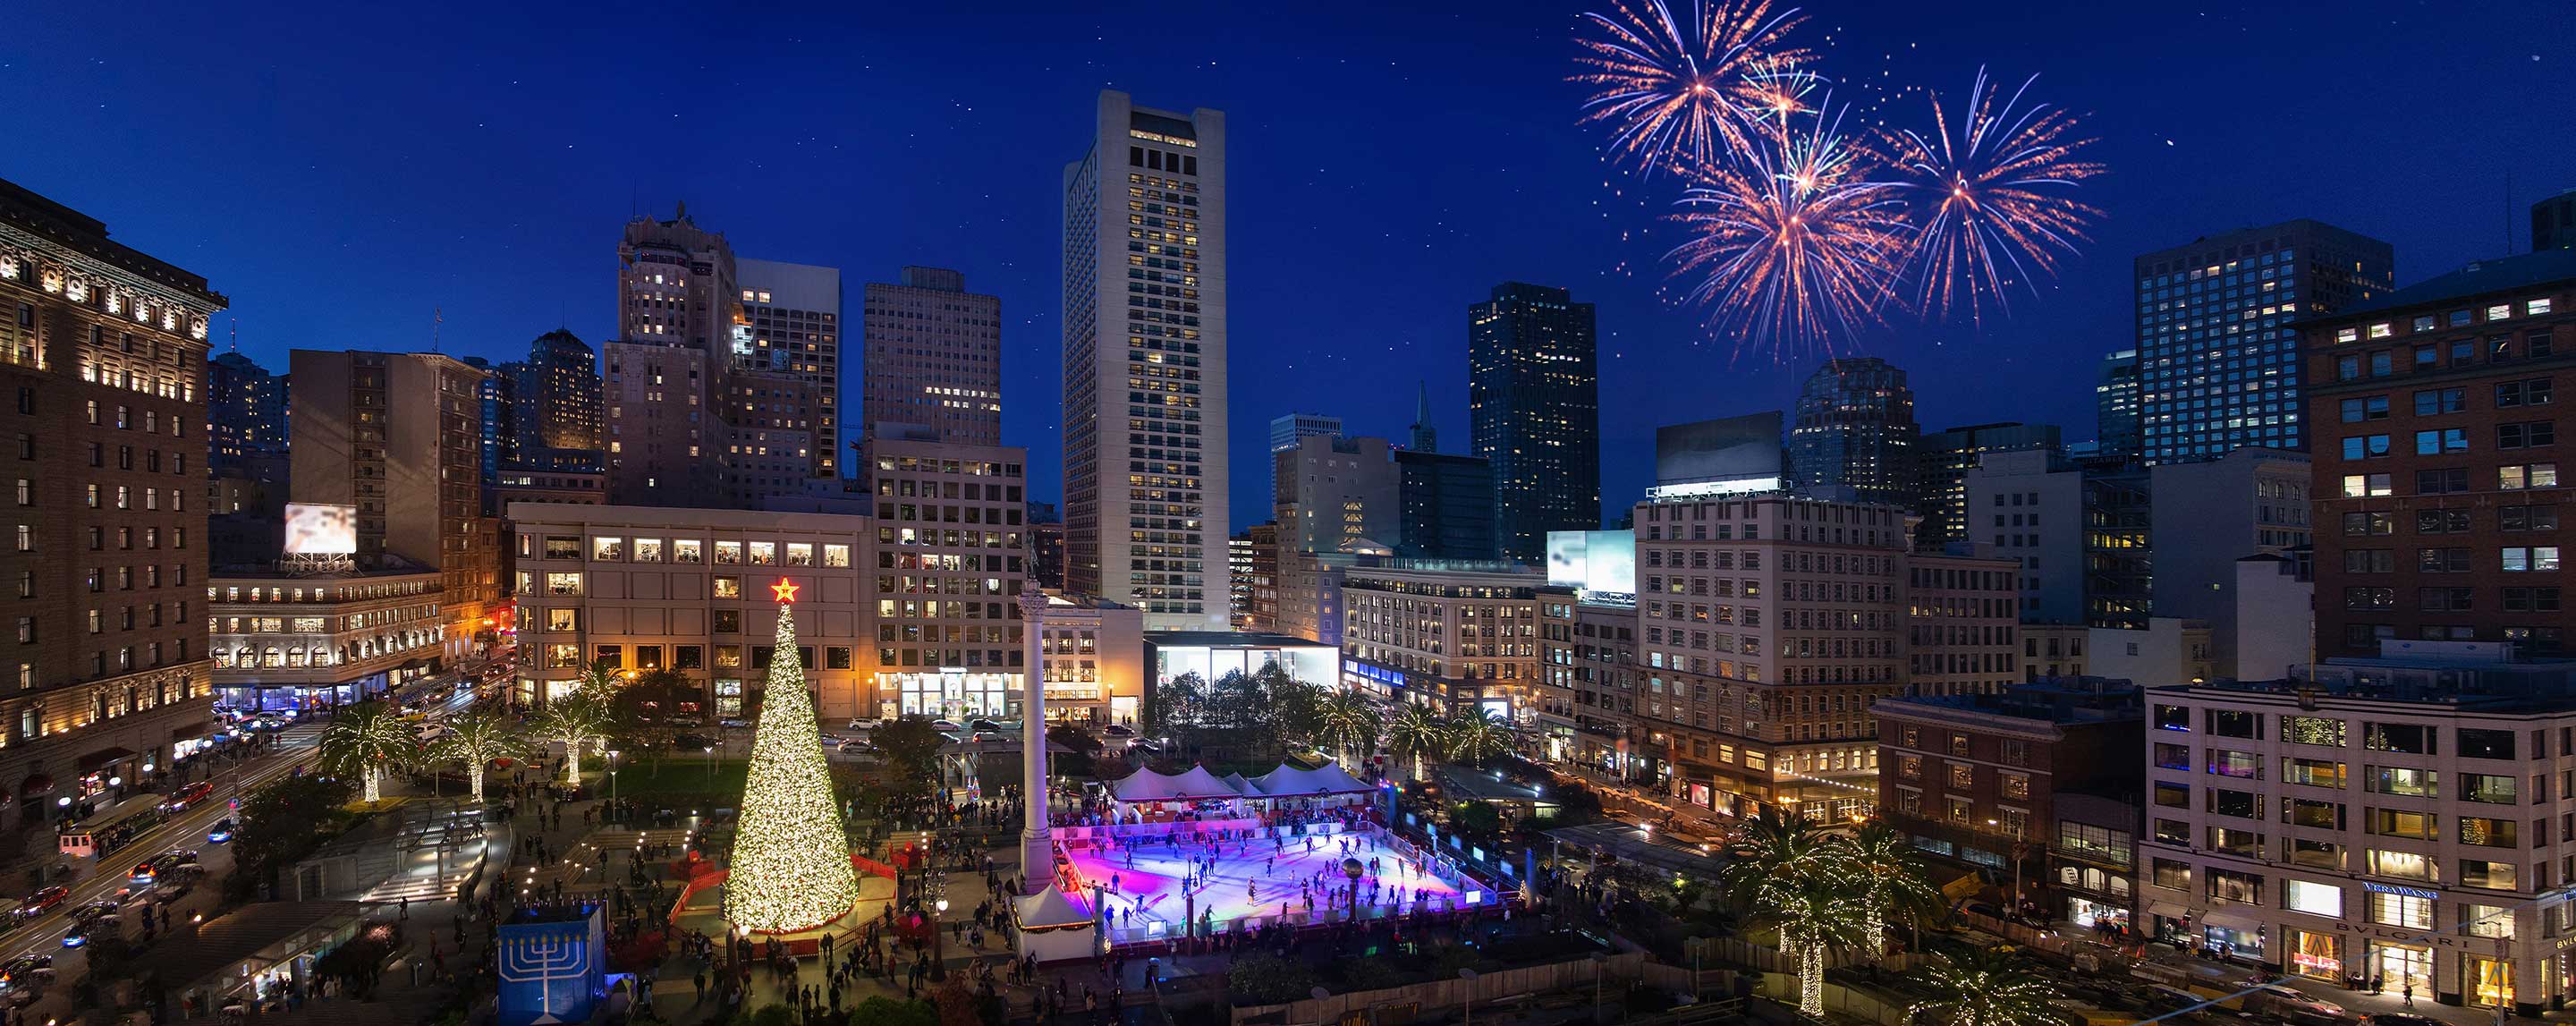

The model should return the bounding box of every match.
[1018,591,1051,894]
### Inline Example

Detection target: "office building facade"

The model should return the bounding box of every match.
[860,437,1028,719]
[2097,348,2142,463]
[2305,250,2572,657]
[1789,357,1919,505]
[2135,219,2394,465]
[1274,433,1395,555]
[737,258,843,477]
[861,267,997,447]
[1470,282,1600,564]
[1061,90,1230,628]
[0,177,226,828]
[1394,450,1499,561]
[1915,422,2061,552]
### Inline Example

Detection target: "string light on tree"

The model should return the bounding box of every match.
[725,578,861,934]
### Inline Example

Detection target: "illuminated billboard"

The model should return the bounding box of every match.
[1546,530,1635,595]
[283,503,358,555]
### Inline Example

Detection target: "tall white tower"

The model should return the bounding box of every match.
[1061,90,1231,630]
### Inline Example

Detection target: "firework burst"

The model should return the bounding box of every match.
[1573,0,1810,176]
[1894,66,2106,323]
[1665,99,1910,361]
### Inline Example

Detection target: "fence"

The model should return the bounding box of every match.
[1231,950,1650,1026]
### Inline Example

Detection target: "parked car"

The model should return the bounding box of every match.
[14,887,67,918]
[207,818,236,844]
[718,718,751,730]
[843,718,879,732]
[1103,724,1137,737]
[969,718,1003,733]
[673,733,717,751]
[931,719,963,733]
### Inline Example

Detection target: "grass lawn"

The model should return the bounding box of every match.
[606,757,750,802]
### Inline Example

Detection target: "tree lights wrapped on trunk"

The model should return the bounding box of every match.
[726,582,862,934]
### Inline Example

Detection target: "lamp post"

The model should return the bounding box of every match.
[608,750,621,806]
[1343,857,1365,923]
[1460,968,1480,1026]
[703,745,716,786]
[930,898,950,981]
[1589,953,1606,1023]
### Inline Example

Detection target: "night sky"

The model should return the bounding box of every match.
[7,1,2571,530]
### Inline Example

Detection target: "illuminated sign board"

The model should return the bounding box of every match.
[283,503,357,555]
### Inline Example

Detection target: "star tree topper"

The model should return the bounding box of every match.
[772,579,800,604]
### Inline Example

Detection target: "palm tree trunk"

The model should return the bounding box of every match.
[562,738,580,784]
[1797,936,1826,1018]
[469,763,486,804]
[362,767,382,804]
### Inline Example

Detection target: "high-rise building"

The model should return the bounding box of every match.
[2148,449,2311,673]
[0,177,227,830]
[1394,450,1498,561]
[2135,219,2394,465]
[1914,422,2061,551]
[1964,448,2088,624]
[1409,382,1437,454]
[2536,188,2576,252]
[1061,90,1230,629]
[2305,250,2572,658]
[859,437,1027,718]
[1268,413,1341,454]
[2094,348,2141,462]
[1273,434,1395,555]
[289,350,502,661]
[861,267,997,448]
[1243,521,1280,631]
[1470,282,1599,564]
[208,351,287,472]
[1267,411,1341,514]
[508,328,604,471]
[602,342,720,507]
[618,204,740,353]
[737,259,843,476]
[1789,357,1918,505]
[1227,532,1255,630]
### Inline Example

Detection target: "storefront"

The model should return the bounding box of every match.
[2368,941,2432,999]
[2466,953,2515,1010]
[2286,928,2345,983]
[2068,896,2131,932]
[2197,911,2265,962]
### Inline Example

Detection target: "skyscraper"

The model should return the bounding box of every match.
[2094,348,2140,462]
[1470,282,1599,564]
[1267,413,1341,454]
[738,258,843,477]
[602,341,720,506]
[509,328,603,470]
[2536,188,2575,251]
[1394,450,1497,561]
[2134,219,2394,465]
[861,267,999,446]
[1788,356,1918,505]
[1272,434,1395,554]
[1061,90,1230,628]
[618,204,740,352]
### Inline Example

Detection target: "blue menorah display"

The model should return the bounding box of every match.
[496,907,606,1026]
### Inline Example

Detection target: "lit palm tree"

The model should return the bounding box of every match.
[1839,819,1945,961]
[1385,703,1449,781]
[1911,947,2063,1026]
[1318,691,1382,766]
[318,701,417,804]
[1724,807,1837,895]
[1745,873,1871,1018]
[532,688,611,785]
[431,710,524,804]
[1445,708,1518,767]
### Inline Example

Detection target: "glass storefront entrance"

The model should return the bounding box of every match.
[2372,943,2431,999]
[2287,929,2343,982]
[2466,954,2514,1009]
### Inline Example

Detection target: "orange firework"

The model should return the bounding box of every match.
[1573,0,1812,176]
[1666,99,1910,363]
[1894,67,2106,325]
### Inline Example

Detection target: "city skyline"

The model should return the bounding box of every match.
[7,1,2569,531]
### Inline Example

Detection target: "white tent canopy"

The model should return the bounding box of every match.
[1014,884,1094,930]
[1108,765,1242,802]
[1222,772,1263,797]
[1250,760,1374,797]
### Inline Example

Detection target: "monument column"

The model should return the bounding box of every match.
[1018,591,1051,894]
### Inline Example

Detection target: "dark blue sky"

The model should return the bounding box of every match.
[9,1,2571,530]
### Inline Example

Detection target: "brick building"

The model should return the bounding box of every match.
[2306,251,2572,657]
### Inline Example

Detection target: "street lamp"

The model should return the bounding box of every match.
[704,745,716,786]
[608,750,621,805]
[930,898,950,981]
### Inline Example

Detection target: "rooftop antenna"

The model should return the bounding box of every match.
[431,307,444,353]
[2505,170,2516,256]
[227,318,238,354]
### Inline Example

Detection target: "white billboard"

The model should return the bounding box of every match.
[284,503,358,555]
[1546,530,1636,596]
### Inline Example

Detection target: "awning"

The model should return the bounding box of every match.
[2146,901,2188,920]
[169,722,210,742]
[76,747,137,773]
[2199,908,2264,934]
[19,775,53,799]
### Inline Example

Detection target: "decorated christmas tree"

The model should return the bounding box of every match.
[727,580,862,933]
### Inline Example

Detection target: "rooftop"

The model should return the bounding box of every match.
[2312,249,2576,321]
[1876,678,2144,726]
[1144,631,1334,649]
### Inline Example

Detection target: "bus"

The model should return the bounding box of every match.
[57,795,167,860]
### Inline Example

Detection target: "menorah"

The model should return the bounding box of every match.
[499,932,589,1025]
